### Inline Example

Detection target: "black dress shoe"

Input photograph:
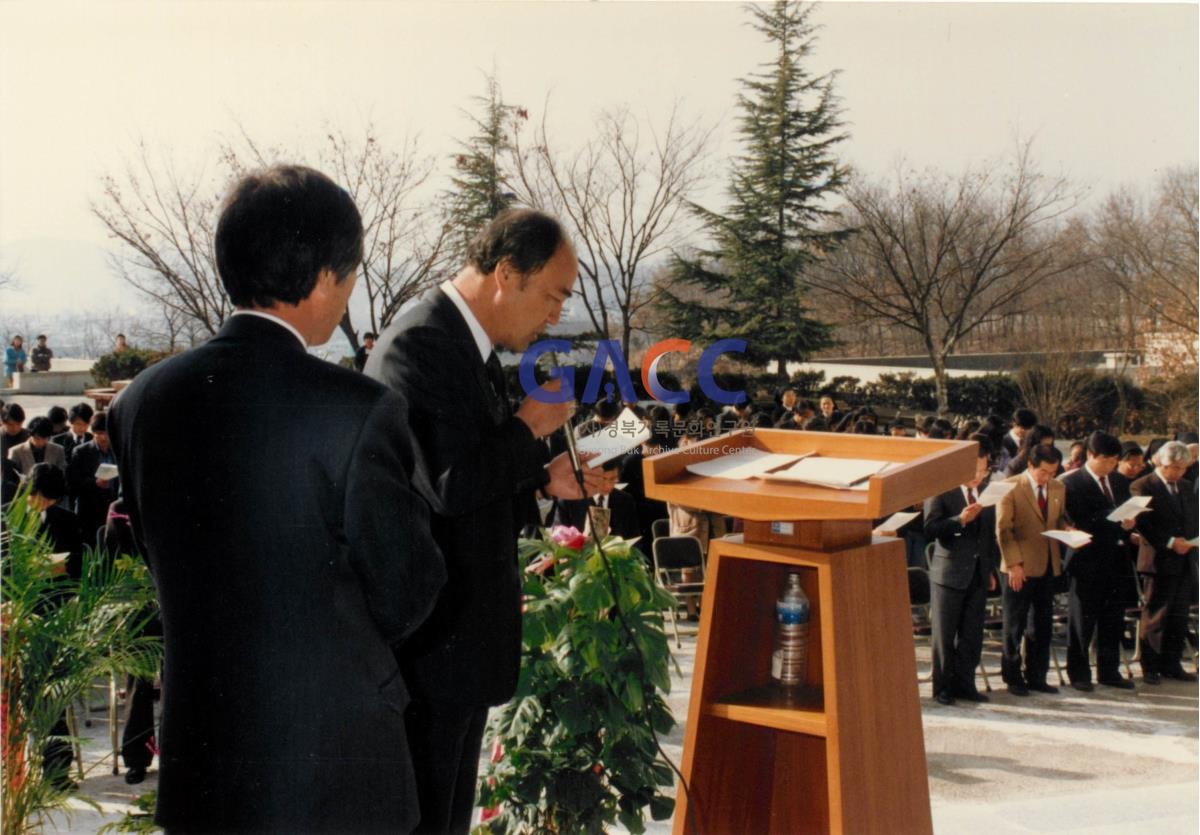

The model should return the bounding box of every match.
[1098,676,1136,690]
[124,767,146,785]
[934,690,955,706]
[1142,671,1162,685]
[1006,682,1030,697]
[1069,681,1094,692]
[1026,682,1060,694]
[954,688,990,703]
[1161,668,1198,682]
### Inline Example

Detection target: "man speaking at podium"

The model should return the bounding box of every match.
[368,208,604,833]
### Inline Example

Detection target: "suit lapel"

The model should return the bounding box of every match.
[431,290,507,423]
[1017,477,1043,523]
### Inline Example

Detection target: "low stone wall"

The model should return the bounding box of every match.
[12,359,96,395]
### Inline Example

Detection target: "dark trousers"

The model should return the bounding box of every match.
[43,713,73,787]
[1139,571,1191,674]
[1066,572,1129,683]
[1002,572,1055,686]
[405,700,489,835]
[121,675,156,770]
[930,564,987,696]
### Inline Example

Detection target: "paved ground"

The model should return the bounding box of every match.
[40,620,1197,834]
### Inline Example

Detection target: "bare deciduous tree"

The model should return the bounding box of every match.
[512,103,711,358]
[810,145,1081,414]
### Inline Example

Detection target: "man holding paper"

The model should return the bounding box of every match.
[995,445,1069,696]
[1059,432,1138,691]
[368,208,604,833]
[1131,441,1198,684]
[924,436,999,705]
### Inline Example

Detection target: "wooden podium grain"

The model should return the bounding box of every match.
[643,429,977,835]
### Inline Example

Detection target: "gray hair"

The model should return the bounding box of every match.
[1154,440,1192,467]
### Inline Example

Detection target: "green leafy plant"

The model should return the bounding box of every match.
[98,790,160,833]
[2,490,162,835]
[91,347,170,387]
[475,526,678,835]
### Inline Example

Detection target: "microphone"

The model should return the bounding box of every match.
[542,349,587,492]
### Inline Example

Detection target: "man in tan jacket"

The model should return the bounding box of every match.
[996,444,1070,696]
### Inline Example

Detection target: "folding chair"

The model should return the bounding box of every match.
[651,518,670,543]
[652,536,706,648]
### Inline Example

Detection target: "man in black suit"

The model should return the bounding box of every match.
[1059,432,1138,691]
[109,165,446,833]
[552,458,640,540]
[1000,408,1038,469]
[368,208,605,834]
[924,437,998,705]
[66,412,119,545]
[1132,441,1198,684]
[53,402,94,460]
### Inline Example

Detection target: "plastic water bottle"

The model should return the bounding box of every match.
[771,573,810,687]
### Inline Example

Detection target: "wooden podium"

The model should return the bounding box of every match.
[643,429,976,835]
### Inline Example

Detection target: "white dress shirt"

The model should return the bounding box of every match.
[441,280,493,362]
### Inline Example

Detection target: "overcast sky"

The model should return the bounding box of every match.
[0,0,1196,319]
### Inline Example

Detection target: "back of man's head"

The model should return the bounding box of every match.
[30,462,67,502]
[216,165,363,308]
[1013,408,1038,430]
[27,417,55,439]
[466,208,567,280]
[1086,431,1121,459]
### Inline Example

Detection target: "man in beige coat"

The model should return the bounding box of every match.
[996,444,1070,696]
[7,417,67,476]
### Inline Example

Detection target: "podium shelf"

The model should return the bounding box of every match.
[707,684,826,736]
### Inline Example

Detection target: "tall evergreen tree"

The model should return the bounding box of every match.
[657,1,852,374]
[445,73,522,264]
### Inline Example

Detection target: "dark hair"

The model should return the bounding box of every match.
[887,421,907,433]
[1086,431,1122,458]
[47,406,68,425]
[1013,408,1038,430]
[27,417,54,439]
[969,432,993,458]
[363,332,378,340]
[69,403,94,423]
[29,463,67,502]
[1021,424,1056,452]
[216,165,364,308]
[466,208,568,278]
[91,412,108,433]
[1029,445,1063,468]
[802,415,828,432]
[595,399,622,422]
[1119,440,1144,461]
[36,334,47,341]
[916,415,935,433]
[2,403,25,424]
[751,412,773,428]
[852,419,876,435]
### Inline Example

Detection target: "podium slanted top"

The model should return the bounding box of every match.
[642,428,977,522]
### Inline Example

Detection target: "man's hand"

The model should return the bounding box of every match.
[1172,537,1192,555]
[544,452,606,500]
[959,502,983,525]
[1008,563,1026,592]
[96,478,111,489]
[1120,518,1137,531]
[515,378,574,439]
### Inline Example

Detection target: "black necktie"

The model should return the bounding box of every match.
[485,352,508,414]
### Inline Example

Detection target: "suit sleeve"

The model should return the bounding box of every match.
[1132,480,1175,554]
[344,390,447,647]
[923,492,961,543]
[370,325,549,518]
[995,487,1020,569]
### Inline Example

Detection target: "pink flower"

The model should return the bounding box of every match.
[549,525,587,551]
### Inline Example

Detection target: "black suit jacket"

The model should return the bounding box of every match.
[552,490,640,541]
[1059,468,1134,580]
[53,430,93,460]
[1132,473,1198,576]
[42,503,84,581]
[367,288,549,707]
[66,440,119,539]
[924,484,998,590]
[109,314,445,833]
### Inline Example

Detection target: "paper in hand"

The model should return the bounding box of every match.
[1042,529,1093,549]
[873,510,919,536]
[95,463,119,480]
[976,480,1017,507]
[1106,495,1152,523]
[574,408,651,468]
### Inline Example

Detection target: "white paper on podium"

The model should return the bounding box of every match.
[1187,537,1200,548]
[687,448,808,480]
[574,408,650,467]
[873,510,919,536]
[95,463,119,480]
[762,456,892,489]
[847,462,906,491]
[1106,495,1152,523]
[1042,529,1093,549]
[976,480,1017,507]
